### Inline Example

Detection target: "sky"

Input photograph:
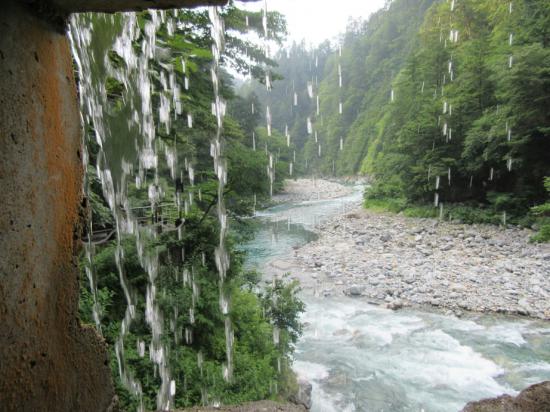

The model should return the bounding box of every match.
[243,0,387,46]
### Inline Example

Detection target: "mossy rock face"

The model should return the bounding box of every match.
[462,381,550,412]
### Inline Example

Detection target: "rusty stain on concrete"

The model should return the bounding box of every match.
[0,2,115,411]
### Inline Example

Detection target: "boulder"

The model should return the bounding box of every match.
[344,285,365,296]
[291,379,312,410]
[386,299,404,310]
[461,381,550,412]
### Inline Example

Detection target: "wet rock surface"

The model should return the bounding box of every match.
[289,379,312,410]
[461,381,550,412]
[267,182,550,321]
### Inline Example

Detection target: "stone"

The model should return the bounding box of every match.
[52,0,230,14]
[451,284,466,292]
[281,180,550,325]
[518,298,534,315]
[291,379,313,410]
[386,299,404,310]
[380,234,392,242]
[461,381,550,412]
[344,285,365,296]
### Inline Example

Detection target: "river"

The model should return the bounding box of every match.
[241,185,550,412]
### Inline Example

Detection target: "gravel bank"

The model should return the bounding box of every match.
[272,178,353,203]
[266,180,550,320]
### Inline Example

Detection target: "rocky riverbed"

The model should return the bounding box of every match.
[266,181,550,320]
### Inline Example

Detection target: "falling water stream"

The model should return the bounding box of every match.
[208,5,234,383]
[69,6,234,409]
[242,186,550,412]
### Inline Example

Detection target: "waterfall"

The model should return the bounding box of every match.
[69,13,150,410]
[208,6,234,383]
[68,7,239,409]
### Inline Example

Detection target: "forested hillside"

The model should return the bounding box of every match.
[244,0,550,228]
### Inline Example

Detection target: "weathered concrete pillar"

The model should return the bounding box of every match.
[0,0,236,410]
[0,2,117,411]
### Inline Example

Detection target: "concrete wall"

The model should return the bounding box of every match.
[0,2,116,411]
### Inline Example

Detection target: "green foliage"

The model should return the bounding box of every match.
[105,77,124,101]
[531,177,550,242]
[364,188,528,225]
[245,0,437,177]
[531,223,550,243]
[362,0,550,214]
[246,0,549,222]
[239,40,334,176]
[80,221,305,409]
[78,5,305,411]
[260,276,305,352]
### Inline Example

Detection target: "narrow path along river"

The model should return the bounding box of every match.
[240,180,550,412]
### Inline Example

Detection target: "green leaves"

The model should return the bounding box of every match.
[356,0,549,213]
[530,177,550,242]
[240,0,549,220]
[260,276,305,353]
[78,2,302,409]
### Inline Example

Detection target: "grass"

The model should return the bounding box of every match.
[363,196,548,235]
[363,178,550,243]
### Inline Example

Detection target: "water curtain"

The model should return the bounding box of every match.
[69,7,232,409]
